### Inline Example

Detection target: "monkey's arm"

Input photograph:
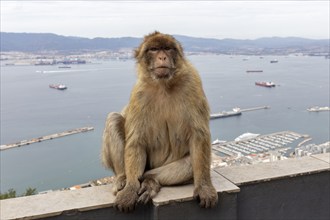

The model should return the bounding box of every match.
[190,128,218,208]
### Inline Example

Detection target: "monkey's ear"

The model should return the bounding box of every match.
[134,35,149,59]
[134,42,146,60]
[173,40,185,58]
[134,48,140,59]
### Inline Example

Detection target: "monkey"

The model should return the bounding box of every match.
[101,31,218,212]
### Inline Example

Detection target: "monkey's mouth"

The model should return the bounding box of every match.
[153,67,173,79]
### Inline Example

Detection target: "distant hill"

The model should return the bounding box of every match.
[0,32,141,52]
[0,32,328,55]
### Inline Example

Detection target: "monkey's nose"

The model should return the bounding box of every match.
[158,56,167,61]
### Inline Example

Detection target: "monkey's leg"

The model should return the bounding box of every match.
[138,155,193,204]
[101,112,126,194]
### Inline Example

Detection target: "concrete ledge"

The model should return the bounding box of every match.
[0,184,115,219]
[1,154,329,220]
[214,153,330,186]
[0,170,237,220]
[152,170,239,206]
[311,153,330,163]
[152,171,240,220]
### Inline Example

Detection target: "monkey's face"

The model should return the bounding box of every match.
[146,46,176,79]
[135,32,184,80]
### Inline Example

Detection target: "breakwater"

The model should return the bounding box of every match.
[210,106,269,119]
[210,111,242,119]
[0,126,94,151]
[240,106,270,112]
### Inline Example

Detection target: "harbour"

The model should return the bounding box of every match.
[212,131,306,157]
[0,127,94,151]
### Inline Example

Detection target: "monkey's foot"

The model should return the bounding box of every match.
[112,174,126,195]
[114,184,139,212]
[138,178,161,204]
[193,185,218,208]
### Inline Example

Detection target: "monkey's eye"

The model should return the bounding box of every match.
[163,47,172,51]
[149,47,159,52]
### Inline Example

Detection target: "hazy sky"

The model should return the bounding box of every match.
[1,1,329,39]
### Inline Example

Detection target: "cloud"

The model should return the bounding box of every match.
[1,1,329,39]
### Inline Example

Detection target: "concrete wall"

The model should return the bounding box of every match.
[215,153,330,220]
[1,153,329,220]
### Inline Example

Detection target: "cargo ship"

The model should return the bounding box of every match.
[49,84,67,90]
[255,81,275,87]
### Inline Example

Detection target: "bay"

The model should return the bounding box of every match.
[1,55,329,194]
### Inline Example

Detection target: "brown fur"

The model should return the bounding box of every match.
[102,31,218,212]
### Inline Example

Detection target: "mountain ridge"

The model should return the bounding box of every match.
[1,32,328,54]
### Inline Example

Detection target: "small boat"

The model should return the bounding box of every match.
[49,84,67,90]
[255,81,275,87]
[58,66,71,69]
[235,132,260,142]
[212,139,227,145]
[246,70,263,73]
[270,59,278,63]
[307,106,330,112]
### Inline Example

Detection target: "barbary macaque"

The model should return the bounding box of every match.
[102,31,218,212]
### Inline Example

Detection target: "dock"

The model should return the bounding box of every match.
[212,131,305,157]
[0,126,94,151]
[210,106,269,120]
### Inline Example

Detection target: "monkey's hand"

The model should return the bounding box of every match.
[193,185,218,208]
[138,177,161,204]
[114,183,139,212]
[112,174,126,195]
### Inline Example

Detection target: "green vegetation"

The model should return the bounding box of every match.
[0,187,37,200]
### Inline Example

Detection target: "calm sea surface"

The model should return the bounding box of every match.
[1,55,329,193]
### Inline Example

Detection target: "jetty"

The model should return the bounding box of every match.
[0,126,94,151]
[210,106,269,120]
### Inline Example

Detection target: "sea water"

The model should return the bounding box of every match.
[1,55,329,193]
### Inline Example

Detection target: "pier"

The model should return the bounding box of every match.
[0,126,94,151]
[210,106,270,120]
